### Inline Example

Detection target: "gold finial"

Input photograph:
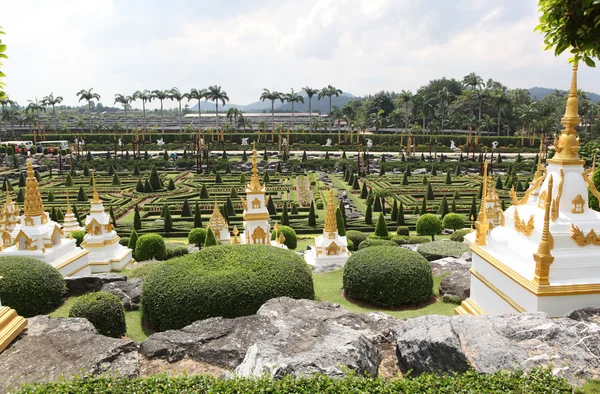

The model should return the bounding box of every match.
[24,159,45,217]
[324,188,338,233]
[274,221,280,243]
[91,170,101,204]
[475,161,489,246]
[232,225,239,236]
[247,141,263,192]
[533,175,555,286]
[278,232,286,244]
[66,192,72,214]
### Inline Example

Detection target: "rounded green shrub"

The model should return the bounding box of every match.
[135,233,167,261]
[271,225,297,250]
[358,238,397,250]
[396,226,410,236]
[347,239,355,251]
[119,237,130,247]
[0,257,66,317]
[416,214,443,240]
[188,228,207,247]
[71,230,85,247]
[343,246,433,307]
[450,229,471,242]
[142,245,315,331]
[166,243,189,259]
[407,235,431,244]
[346,230,367,249]
[391,235,409,245]
[417,240,471,261]
[69,291,126,338]
[129,261,164,279]
[442,213,466,230]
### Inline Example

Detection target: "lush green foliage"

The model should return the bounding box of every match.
[71,230,85,247]
[271,225,298,250]
[450,229,471,242]
[165,243,189,259]
[442,212,466,230]
[417,240,471,261]
[0,257,66,317]
[357,238,397,250]
[142,245,315,331]
[188,228,207,247]
[68,291,126,338]
[408,235,432,244]
[135,233,167,261]
[343,246,433,307]
[374,212,389,237]
[128,261,163,279]
[416,214,443,240]
[396,226,410,236]
[345,230,367,249]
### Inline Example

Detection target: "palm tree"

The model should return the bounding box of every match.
[114,94,133,132]
[397,90,412,133]
[206,85,229,131]
[462,72,484,91]
[237,115,252,131]
[284,88,305,131]
[492,89,511,136]
[133,89,152,131]
[259,89,282,137]
[303,87,319,132]
[188,88,208,128]
[1,109,19,137]
[151,90,169,132]
[483,115,496,135]
[0,96,16,114]
[42,92,63,130]
[437,87,453,133]
[26,98,45,138]
[369,109,386,131]
[226,107,242,131]
[76,88,100,133]
[169,87,188,133]
[318,85,343,132]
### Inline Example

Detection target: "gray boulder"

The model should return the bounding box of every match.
[65,273,127,296]
[429,256,470,277]
[565,307,600,325]
[0,315,139,393]
[101,278,143,310]
[439,269,470,301]
[395,312,600,386]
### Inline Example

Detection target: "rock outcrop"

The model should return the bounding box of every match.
[438,269,470,301]
[65,273,127,296]
[101,278,143,311]
[395,312,600,386]
[0,316,139,394]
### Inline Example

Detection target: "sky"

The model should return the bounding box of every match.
[1,0,598,110]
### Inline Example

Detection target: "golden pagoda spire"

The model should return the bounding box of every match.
[549,63,582,164]
[533,175,554,286]
[324,188,338,233]
[91,170,101,204]
[475,161,489,245]
[534,138,545,180]
[247,141,263,191]
[24,159,44,217]
[66,192,72,214]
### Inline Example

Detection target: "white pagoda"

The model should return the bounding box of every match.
[0,160,90,277]
[81,173,133,272]
[240,143,271,245]
[458,64,600,317]
[208,201,231,244]
[305,189,351,267]
[62,193,83,237]
[0,186,20,245]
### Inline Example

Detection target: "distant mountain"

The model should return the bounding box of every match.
[528,87,600,103]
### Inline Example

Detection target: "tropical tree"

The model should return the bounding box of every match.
[437,87,453,132]
[151,90,169,132]
[188,88,208,127]
[259,89,282,136]
[412,94,435,132]
[369,109,386,131]
[42,92,63,129]
[492,89,511,136]
[133,89,152,131]
[302,86,319,132]
[206,85,229,131]
[237,115,252,131]
[76,88,100,133]
[114,94,133,132]
[1,108,19,137]
[284,88,305,130]
[26,98,45,130]
[397,90,412,132]
[318,85,343,131]
[462,72,484,91]
[169,87,188,133]
[226,107,242,131]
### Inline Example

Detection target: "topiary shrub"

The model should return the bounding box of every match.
[407,235,431,244]
[450,229,471,242]
[416,214,443,240]
[119,237,130,247]
[142,245,315,331]
[358,238,397,250]
[71,230,85,247]
[347,239,355,251]
[165,243,189,259]
[68,291,126,338]
[0,257,66,317]
[129,261,164,279]
[135,233,167,261]
[271,225,297,250]
[416,240,471,262]
[188,228,207,247]
[391,235,409,245]
[343,246,433,307]
[442,213,466,230]
[346,230,367,249]
[396,226,410,236]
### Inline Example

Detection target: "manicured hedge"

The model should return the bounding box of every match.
[407,235,431,244]
[15,369,573,393]
[165,242,189,259]
[357,238,397,250]
[135,233,167,261]
[142,245,315,331]
[450,229,471,242]
[0,257,66,317]
[68,291,126,338]
[343,246,433,307]
[128,261,164,279]
[416,240,471,262]
[345,230,367,249]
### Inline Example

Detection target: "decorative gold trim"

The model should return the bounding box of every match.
[54,249,90,270]
[0,306,28,353]
[242,213,271,221]
[549,63,582,163]
[65,262,91,277]
[571,224,600,246]
[551,169,564,221]
[510,173,546,206]
[571,194,585,214]
[469,269,526,313]
[475,161,490,245]
[582,168,600,202]
[537,190,547,209]
[513,208,534,236]
[454,298,485,316]
[80,236,120,248]
[533,175,554,285]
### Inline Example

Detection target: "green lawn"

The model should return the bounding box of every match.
[312,268,456,319]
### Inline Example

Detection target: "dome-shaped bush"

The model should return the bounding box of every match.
[357,238,396,250]
[142,244,315,331]
[343,246,433,307]
[0,256,66,317]
[450,229,471,242]
[442,213,466,230]
[416,214,442,240]
[346,230,367,249]
[270,225,297,250]
[135,233,167,261]
[416,240,471,261]
[69,291,126,338]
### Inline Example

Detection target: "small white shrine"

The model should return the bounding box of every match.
[62,193,83,237]
[458,64,600,317]
[0,187,20,244]
[305,189,351,267]
[81,173,133,272]
[240,143,272,245]
[0,160,90,277]
[484,174,504,228]
[208,201,231,244]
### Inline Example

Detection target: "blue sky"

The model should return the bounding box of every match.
[2,0,598,109]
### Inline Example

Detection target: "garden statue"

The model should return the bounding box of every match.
[157,138,165,146]
[118,138,123,147]
[324,138,332,147]
[282,138,287,146]
[492,141,499,149]
[450,140,457,150]
[366,138,373,148]
[241,138,249,146]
